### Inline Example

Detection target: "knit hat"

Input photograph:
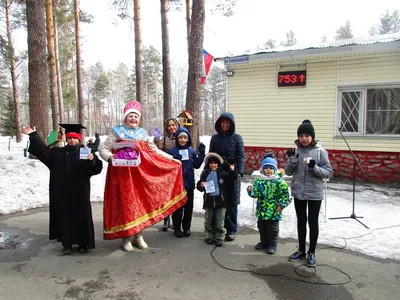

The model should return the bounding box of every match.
[123,101,141,119]
[177,131,188,138]
[297,119,315,139]
[261,153,277,172]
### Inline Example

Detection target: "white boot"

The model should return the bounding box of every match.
[122,237,134,252]
[133,233,148,250]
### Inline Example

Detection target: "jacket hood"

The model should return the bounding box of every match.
[164,117,181,136]
[204,152,224,168]
[215,112,236,135]
[174,127,191,148]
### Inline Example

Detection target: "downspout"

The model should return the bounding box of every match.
[225,66,229,111]
[334,59,339,149]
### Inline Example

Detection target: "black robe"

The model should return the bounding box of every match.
[28,132,103,248]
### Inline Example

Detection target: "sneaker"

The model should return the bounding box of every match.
[174,230,183,238]
[62,247,72,255]
[255,242,268,250]
[183,230,191,237]
[205,238,214,245]
[133,234,149,250]
[288,250,306,262]
[215,239,223,247]
[225,234,235,241]
[78,245,88,253]
[267,245,277,255]
[306,252,316,267]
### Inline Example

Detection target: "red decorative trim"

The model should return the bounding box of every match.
[244,146,400,183]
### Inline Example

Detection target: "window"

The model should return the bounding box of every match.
[338,86,400,135]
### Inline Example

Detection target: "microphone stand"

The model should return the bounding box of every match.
[329,127,369,229]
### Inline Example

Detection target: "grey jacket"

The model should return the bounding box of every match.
[284,142,333,201]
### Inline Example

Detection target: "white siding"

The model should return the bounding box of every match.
[227,53,400,152]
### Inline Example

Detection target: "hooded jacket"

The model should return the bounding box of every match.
[167,127,204,189]
[284,141,333,200]
[209,112,244,205]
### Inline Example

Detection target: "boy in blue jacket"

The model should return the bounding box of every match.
[247,154,291,254]
[168,127,205,237]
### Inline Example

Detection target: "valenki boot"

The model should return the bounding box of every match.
[133,233,148,250]
[122,237,134,252]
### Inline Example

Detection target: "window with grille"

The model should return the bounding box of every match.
[338,86,400,135]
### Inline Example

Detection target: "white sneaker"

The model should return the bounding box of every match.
[133,234,148,250]
[122,238,134,252]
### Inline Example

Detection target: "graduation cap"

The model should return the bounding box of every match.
[59,124,86,141]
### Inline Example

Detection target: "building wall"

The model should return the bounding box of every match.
[226,52,400,182]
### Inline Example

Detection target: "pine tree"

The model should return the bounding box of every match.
[378,9,400,34]
[0,98,16,136]
[335,20,353,40]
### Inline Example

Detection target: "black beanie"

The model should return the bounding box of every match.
[297,119,315,139]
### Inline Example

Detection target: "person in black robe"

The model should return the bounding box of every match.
[22,124,103,255]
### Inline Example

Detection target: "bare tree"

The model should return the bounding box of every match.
[185,0,205,150]
[133,0,143,102]
[53,0,64,123]
[45,0,59,130]
[160,0,172,123]
[2,0,22,141]
[26,0,49,141]
[74,0,84,128]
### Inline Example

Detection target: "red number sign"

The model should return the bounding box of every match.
[278,71,307,87]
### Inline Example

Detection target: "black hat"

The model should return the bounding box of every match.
[59,124,86,141]
[297,119,315,139]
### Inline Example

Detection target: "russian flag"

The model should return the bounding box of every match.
[201,49,214,84]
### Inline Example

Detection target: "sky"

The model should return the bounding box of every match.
[1,135,400,261]
[76,0,400,70]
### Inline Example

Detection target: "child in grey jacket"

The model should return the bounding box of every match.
[285,119,333,267]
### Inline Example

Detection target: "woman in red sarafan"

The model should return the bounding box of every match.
[99,100,187,252]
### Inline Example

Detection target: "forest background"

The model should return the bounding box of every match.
[0,0,399,147]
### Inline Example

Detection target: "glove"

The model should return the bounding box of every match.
[198,142,206,154]
[152,127,162,139]
[287,148,296,158]
[221,162,231,171]
[308,159,316,169]
[173,154,182,160]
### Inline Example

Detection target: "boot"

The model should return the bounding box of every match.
[133,234,148,250]
[122,237,134,252]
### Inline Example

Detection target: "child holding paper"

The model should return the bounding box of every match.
[196,153,237,247]
[167,127,205,238]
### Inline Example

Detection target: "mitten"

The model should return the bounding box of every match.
[287,148,296,158]
[152,127,162,139]
[221,162,231,171]
[308,159,316,169]
[198,142,206,154]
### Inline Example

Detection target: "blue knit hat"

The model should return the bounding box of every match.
[261,153,277,172]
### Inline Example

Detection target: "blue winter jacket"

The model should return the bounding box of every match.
[209,112,244,205]
[168,127,205,189]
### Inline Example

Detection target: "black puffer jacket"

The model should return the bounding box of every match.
[209,112,244,205]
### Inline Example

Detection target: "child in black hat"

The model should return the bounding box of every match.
[22,124,103,255]
[284,120,333,267]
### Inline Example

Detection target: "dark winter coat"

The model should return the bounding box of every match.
[209,112,244,205]
[28,132,103,248]
[196,162,237,209]
[167,127,204,189]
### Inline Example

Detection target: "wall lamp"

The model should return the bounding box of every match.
[226,70,234,76]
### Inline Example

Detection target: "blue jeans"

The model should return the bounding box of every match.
[224,203,238,235]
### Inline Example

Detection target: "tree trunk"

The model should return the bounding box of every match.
[74,0,85,129]
[185,0,205,150]
[185,0,191,50]
[26,0,49,141]
[160,0,172,122]
[53,0,64,123]
[45,0,59,131]
[133,0,143,102]
[5,0,22,142]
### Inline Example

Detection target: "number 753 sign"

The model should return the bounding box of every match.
[277,70,307,87]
